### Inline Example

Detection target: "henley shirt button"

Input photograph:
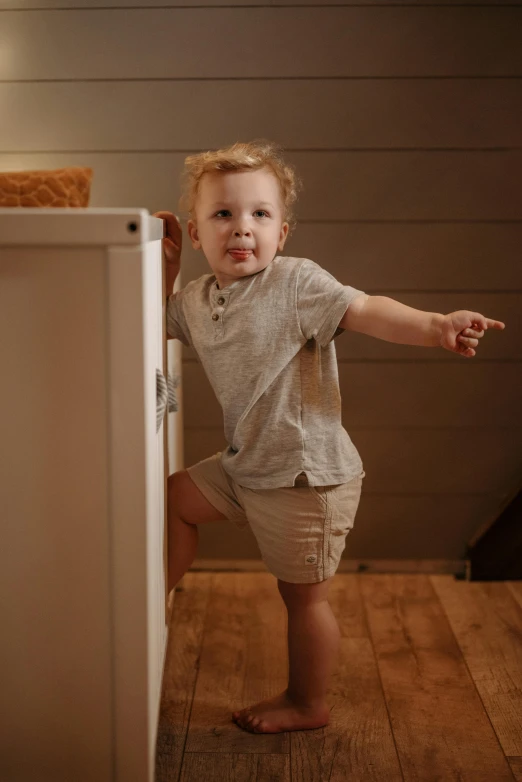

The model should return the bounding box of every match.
[217,297,225,305]
[212,313,219,321]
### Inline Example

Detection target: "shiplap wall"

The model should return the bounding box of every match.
[1,1,521,563]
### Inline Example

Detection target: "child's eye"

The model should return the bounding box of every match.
[214,210,269,218]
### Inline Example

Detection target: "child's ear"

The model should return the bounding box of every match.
[187,218,202,250]
[278,222,290,251]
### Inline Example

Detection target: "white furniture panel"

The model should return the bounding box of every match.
[0,208,176,782]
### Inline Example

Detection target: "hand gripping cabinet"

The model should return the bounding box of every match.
[0,208,183,782]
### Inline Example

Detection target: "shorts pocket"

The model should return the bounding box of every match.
[309,471,364,508]
[327,479,364,534]
[308,485,329,511]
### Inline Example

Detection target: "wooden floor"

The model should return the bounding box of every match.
[155,572,522,782]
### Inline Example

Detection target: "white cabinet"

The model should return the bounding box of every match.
[0,208,179,782]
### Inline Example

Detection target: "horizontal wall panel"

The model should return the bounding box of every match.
[336,362,521,428]
[179,293,519,362]
[1,8,521,80]
[183,425,522,496]
[194,492,505,560]
[182,224,522,292]
[1,0,516,8]
[1,80,521,151]
[182,360,521,428]
[1,151,520,221]
[289,151,522,220]
[335,492,505,558]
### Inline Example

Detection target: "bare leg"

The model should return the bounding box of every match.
[286,597,341,708]
[167,513,199,594]
[233,582,338,734]
[166,469,229,594]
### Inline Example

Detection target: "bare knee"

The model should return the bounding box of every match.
[277,576,333,607]
[167,470,185,500]
[167,471,196,526]
[167,469,228,525]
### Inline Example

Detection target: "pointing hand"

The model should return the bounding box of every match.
[440,310,506,358]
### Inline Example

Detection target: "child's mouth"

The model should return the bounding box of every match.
[228,250,252,260]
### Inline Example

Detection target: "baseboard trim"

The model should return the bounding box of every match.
[189,558,468,577]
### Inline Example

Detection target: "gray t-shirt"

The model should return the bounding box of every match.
[167,255,365,489]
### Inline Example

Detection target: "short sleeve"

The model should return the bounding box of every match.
[166,288,192,346]
[297,259,366,348]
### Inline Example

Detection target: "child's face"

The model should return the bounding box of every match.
[187,168,289,289]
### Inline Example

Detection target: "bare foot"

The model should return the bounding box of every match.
[232,690,330,734]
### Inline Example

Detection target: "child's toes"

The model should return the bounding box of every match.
[235,709,252,728]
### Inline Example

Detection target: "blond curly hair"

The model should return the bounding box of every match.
[177,139,303,238]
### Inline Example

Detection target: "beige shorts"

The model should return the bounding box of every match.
[186,452,365,584]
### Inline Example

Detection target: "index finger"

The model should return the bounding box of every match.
[152,211,182,236]
[485,318,506,330]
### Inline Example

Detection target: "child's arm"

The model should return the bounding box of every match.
[154,211,182,340]
[153,210,182,303]
[340,294,505,358]
[340,295,444,346]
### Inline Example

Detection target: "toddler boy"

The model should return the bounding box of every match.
[155,139,504,734]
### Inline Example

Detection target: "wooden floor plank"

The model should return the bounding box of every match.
[507,756,522,782]
[432,577,522,766]
[506,581,522,612]
[183,572,290,756]
[158,572,521,781]
[156,573,213,782]
[360,574,514,781]
[290,574,402,781]
[507,581,522,780]
[179,752,289,781]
